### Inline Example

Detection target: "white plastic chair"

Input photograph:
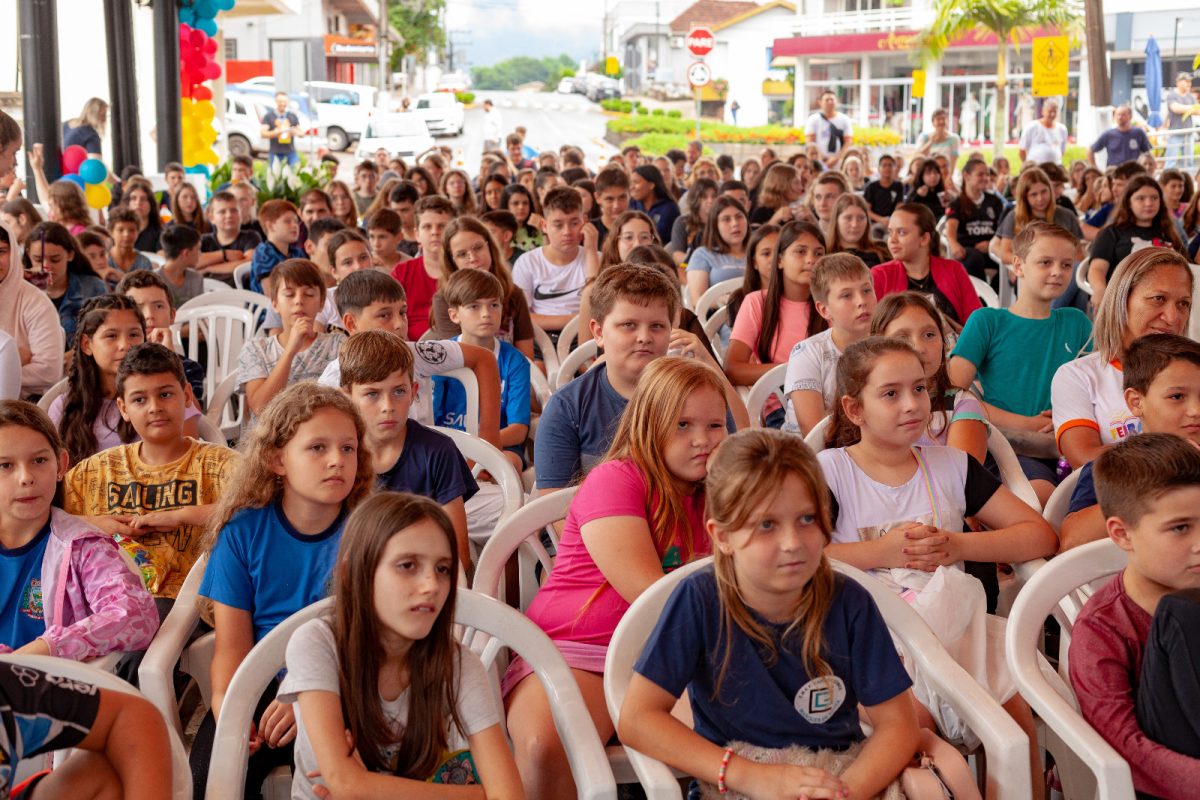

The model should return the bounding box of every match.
[472,487,577,610]
[171,305,254,422]
[532,324,562,385]
[556,339,601,389]
[139,554,212,736]
[178,289,273,335]
[1005,539,1133,800]
[437,367,481,437]
[2,654,193,799]
[605,557,1032,800]
[528,356,554,408]
[803,414,832,451]
[207,593,618,800]
[202,277,228,293]
[233,262,251,291]
[988,240,1016,308]
[435,426,525,526]
[556,314,583,365]
[1042,468,1083,532]
[702,305,730,365]
[693,277,741,321]
[1075,260,1094,297]
[986,426,1041,512]
[205,371,242,441]
[744,362,788,427]
[140,250,166,267]
[195,413,228,445]
[36,377,69,412]
[970,275,1001,309]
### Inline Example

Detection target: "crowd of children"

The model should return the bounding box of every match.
[1,101,1199,799]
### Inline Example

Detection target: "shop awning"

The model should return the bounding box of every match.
[773,25,1059,58]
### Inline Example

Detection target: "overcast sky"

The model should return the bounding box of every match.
[444,0,603,68]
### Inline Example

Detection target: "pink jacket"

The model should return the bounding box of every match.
[871,256,982,325]
[1,508,159,661]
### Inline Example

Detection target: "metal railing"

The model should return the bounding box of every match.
[793,6,925,35]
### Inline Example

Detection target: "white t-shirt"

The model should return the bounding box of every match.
[512,247,588,317]
[1019,121,1068,164]
[280,617,500,799]
[804,112,854,156]
[1050,352,1140,448]
[261,290,341,331]
[783,328,842,427]
[0,330,20,401]
[318,338,466,426]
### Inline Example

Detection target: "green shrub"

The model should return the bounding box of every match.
[622,133,715,156]
[606,116,901,146]
[618,100,634,114]
[651,108,665,117]
[667,109,682,119]
[637,106,649,115]
[455,91,475,105]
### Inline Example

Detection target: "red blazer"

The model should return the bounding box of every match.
[871,256,982,324]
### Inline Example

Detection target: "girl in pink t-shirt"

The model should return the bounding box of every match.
[725,221,829,424]
[504,356,730,800]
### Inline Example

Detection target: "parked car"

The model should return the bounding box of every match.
[231,78,376,152]
[437,72,471,94]
[223,91,326,159]
[412,93,465,137]
[354,113,436,162]
[583,74,620,102]
[557,77,575,94]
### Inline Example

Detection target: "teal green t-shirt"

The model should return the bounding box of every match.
[951,307,1092,417]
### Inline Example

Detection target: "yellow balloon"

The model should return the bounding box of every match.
[85,182,112,210]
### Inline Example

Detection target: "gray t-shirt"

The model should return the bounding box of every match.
[280,617,500,799]
[1166,88,1195,130]
[155,267,204,308]
[687,248,745,286]
[995,205,1081,240]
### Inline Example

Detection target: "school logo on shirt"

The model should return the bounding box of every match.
[1107,411,1141,441]
[661,545,682,572]
[794,676,846,724]
[19,579,42,621]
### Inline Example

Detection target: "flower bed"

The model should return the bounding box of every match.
[606,114,900,148]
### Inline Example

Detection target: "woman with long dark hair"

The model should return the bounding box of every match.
[629,164,680,244]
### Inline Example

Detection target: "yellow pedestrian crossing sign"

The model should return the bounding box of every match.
[605,57,619,76]
[1032,36,1069,97]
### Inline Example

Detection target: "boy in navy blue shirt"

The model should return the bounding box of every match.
[1061,334,1200,551]
[340,328,478,567]
[433,269,531,473]
[249,199,305,294]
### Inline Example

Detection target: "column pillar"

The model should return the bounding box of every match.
[153,0,182,170]
[104,0,141,174]
[18,0,62,198]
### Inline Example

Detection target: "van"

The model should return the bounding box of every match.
[231,78,376,151]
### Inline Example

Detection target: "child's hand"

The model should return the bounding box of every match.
[102,267,125,284]
[768,204,794,226]
[29,143,44,172]
[286,317,317,354]
[129,509,183,533]
[744,760,848,799]
[147,327,173,347]
[89,514,138,538]
[258,699,297,748]
[581,221,599,251]
[1021,410,1054,434]
[901,524,953,571]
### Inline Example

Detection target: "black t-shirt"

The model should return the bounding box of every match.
[200,229,263,255]
[906,186,945,219]
[945,193,1005,248]
[1056,195,1078,216]
[1,661,102,782]
[749,205,778,227]
[907,271,960,324]
[241,220,266,241]
[261,109,300,155]
[847,247,883,268]
[1092,225,1177,280]
[134,221,162,253]
[864,180,904,218]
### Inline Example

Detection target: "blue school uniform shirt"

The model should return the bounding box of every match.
[635,567,911,750]
[377,420,479,505]
[433,337,531,433]
[0,521,50,651]
[631,197,681,245]
[249,241,306,294]
[199,501,346,642]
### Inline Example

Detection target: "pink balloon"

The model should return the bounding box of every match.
[202,61,221,81]
[190,28,206,47]
[203,38,218,55]
[62,144,87,174]
[193,85,213,101]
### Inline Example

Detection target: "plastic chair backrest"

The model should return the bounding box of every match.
[970,275,1001,308]
[556,314,583,365]
[694,277,741,321]
[532,324,561,385]
[1042,468,1082,532]
[1075,260,1093,296]
[36,377,69,413]
[803,414,832,452]
[435,426,524,524]
[702,305,729,365]
[178,289,273,335]
[172,305,254,413]
[195,413,227,445]
[528,356,554,407]
[140,250,166,267]
[205,371,243,440]
[233,262,251,291]
[473,487,577,610]
[436,367,480,437]
[744,362,788,428]
[1005,539,1133,800]
[2,654,193,799]
[140,553,209,735]
[986,426,1041,512]
[605,557,1031,800]
[203,278,228,294]
[208,592,618,800]
[556,339,601,389]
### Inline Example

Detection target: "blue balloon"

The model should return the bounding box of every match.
[197,17,218,36]
[179,8,195,25]
[60,173,86,188]
[194,0,217,19]
[184,164,211,178]
[216,0,236,10]
[78,159,107,185]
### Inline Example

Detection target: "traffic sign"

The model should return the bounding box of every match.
[686,26,715,57]
[1032,35,1069,98]
[911,69,926,99]
[605,56,619,76]
[687,61,712,88]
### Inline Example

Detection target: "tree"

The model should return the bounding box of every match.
[914,0,1082,156]
[470,54,577,91]
[388,0,447,69]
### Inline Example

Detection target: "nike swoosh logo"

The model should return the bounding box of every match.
[533,286,580,301]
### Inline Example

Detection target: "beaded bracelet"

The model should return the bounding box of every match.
[718,746,734,794]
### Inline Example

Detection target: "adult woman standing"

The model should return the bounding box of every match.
[63,98,108,156]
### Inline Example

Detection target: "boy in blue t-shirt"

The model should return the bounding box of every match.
[249,198,305,294]
[339,328,478,568]
[433,269,531,473]
[1060,334,1200,552]
[949,221,1091,504]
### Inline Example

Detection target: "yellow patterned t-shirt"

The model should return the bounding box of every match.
[63,439,238,598]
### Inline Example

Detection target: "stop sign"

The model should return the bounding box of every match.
[686,26,715,57]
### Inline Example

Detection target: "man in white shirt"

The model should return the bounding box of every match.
[1019,98,1068,165]
[804,90,854,169]
[481,99,504,153]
